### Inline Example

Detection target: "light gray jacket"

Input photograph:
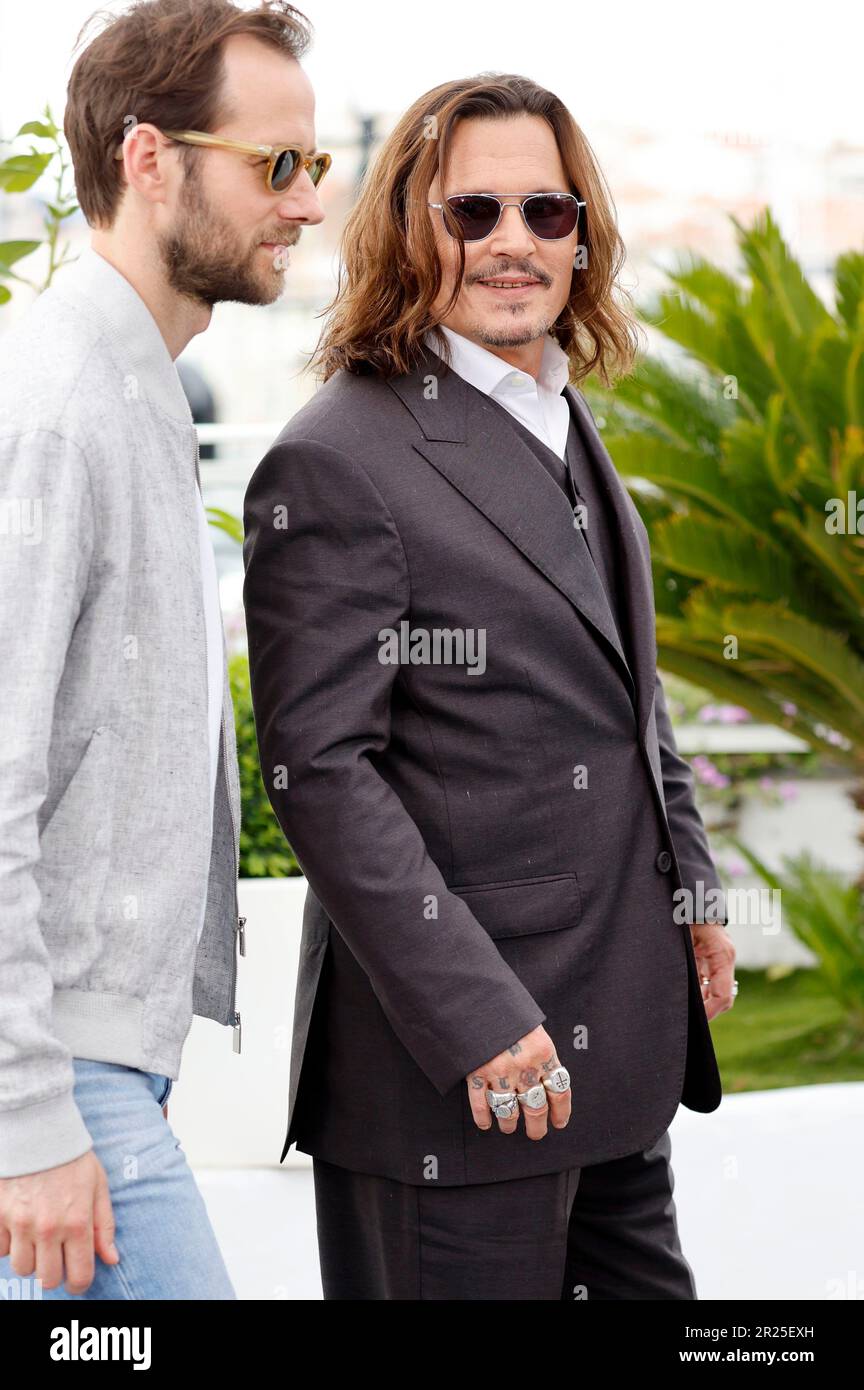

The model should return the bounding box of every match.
[0,249,243,1178]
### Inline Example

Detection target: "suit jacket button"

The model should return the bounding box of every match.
[655,850,673,873]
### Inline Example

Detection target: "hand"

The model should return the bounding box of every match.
[691,921,737,1020]
[0,1150,119,1295]
[465,1025,571,1140]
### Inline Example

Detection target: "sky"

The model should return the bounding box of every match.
[1,0,862,150]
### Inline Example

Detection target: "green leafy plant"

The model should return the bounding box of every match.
[709,968,864,1091]
[229,652,300,877]
[206,507,244,544]
[726,838,864,1054]
[588,212,864,1004]
[0,105,78,304]
[586,210,864,767]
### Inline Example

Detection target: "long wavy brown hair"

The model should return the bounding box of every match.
[312,73,641,385]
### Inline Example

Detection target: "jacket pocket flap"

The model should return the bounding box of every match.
[452,872,582,940]
[40,726,123,862]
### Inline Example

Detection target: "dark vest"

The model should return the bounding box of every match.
[485,394,632,668]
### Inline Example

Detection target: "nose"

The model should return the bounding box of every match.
[486,200,535,256]
[274,167,326,226]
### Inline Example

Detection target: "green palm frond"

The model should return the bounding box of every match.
[728,842,864,1030]
[651,513,817,614]
[731,209,833,339]
[590,210,864,767]
[606,433,771,532]
[834,250,864,332]
[771,508,864,627]
[585,356,730,453]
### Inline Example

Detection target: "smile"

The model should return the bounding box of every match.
[477,279,541,291]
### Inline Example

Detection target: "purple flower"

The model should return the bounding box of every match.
[696,703,752,724]
[692,754,730,788]
[718,705,752,724]
[723,856,747,877]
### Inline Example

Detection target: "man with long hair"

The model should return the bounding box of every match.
[244,74,736,1300]
[0,0,326,1300]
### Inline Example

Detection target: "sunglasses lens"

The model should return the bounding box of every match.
[307,155,329,187]
[445,195,500,241]
[270,148,302,191]
[524,195,580,239]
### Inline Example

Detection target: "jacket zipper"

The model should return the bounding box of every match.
[221,701,244,1055]
[195,430,246,1056]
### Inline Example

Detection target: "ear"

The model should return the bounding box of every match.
[115,121,178,208]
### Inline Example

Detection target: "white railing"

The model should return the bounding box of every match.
[673,725,810,754]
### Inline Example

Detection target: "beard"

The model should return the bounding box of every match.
[471,313,556,349]
[157,164,294,308]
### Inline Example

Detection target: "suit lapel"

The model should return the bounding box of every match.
[566,387,658,740]
[387,349,654,728]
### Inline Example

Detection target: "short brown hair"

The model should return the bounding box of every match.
[313,73,640,386]
[64,0,312,228]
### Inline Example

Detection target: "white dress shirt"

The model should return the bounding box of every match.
[424,323,571,459]
[194,484,224,943]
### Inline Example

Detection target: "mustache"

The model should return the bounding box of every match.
[467,263,551,285]
[260,232,302,248]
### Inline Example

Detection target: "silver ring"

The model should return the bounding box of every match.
[542,1065,571,1093]
[486,1089,519,1120]
[517,1084,548,1110]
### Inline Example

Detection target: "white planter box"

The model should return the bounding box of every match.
[171,877,309,1169]
[708,775,863,968]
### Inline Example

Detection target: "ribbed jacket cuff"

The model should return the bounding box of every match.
[0,1090,93,1178]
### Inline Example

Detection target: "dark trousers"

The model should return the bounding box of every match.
[311,1128,697,1300]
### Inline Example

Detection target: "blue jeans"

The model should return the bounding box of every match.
[0,1059,236,1300]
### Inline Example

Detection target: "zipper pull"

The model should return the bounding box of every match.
[236,914,247,957]
[232,1011,242,1054]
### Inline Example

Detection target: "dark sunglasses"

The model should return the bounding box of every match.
[428,192,586,242]
[158,130,332,192]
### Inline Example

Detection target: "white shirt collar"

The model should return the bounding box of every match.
[424,323,571,401]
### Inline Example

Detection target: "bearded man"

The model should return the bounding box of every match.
[0,0,326,1300]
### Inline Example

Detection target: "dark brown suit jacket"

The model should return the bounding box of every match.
[242,345,726,1186]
